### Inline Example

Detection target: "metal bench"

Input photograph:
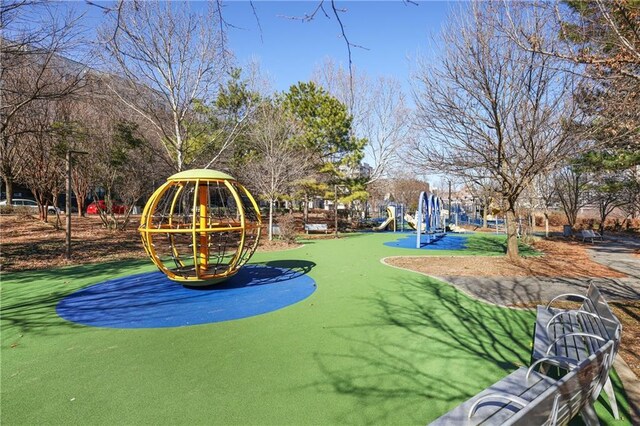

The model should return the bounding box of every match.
[430,340,616,425]
[304,223,328,234]
[581,229,603,243]
[532,283,622,419]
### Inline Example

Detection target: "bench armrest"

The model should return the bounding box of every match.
[545,332,607,356]
[527,356,579,379]
[468,393,529,419]
[545,293,589,309]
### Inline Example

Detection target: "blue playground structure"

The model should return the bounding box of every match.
[404,191,446,248]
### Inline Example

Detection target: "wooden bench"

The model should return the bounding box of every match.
[581,229,603,243]
[532,283,622,419]
[430,340,616,425]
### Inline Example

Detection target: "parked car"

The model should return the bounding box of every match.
[86,200,127,215]
[0,198,62,214]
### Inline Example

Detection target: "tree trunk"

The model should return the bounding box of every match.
[529,212,535,235]
[505,208,519,260]
[482,197,488,228]
[268,198,274,241]
[3,176,13,205]
[544,211,549,238]
[598,204,609,236]
[303,193,309,224]
[77,197,85,217]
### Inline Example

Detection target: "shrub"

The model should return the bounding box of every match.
[535,212,566,227]
[277,213,298,244]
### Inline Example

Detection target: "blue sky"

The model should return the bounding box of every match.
[69,1,453,93]
[220,1,452,91]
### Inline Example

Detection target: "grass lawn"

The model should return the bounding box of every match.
[0,232,631,424]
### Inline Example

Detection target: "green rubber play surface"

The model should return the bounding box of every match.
[1,232,631,424]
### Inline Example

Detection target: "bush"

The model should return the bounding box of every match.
[535,212,566,227]
[277,213,298,244]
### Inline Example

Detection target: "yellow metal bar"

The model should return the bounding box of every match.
[168,183,184,228]
[143,226,243,233]
[237,183,262,263]
[192,179,200,279]
[168,183,184,267]
[224,180,245,271]
[140,181,171,264]
[198,182,209,273]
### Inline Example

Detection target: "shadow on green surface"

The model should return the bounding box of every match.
[1,259,153,341]
[312,274,631,424]
[311,275,535,423]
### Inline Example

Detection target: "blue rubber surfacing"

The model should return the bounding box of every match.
[383,233,470,250]
[56,264,316,329]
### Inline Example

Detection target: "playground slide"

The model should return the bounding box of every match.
[373,206,396,231]
[404,214,425,232]
[373,215,394,231]
[404,214,417,230]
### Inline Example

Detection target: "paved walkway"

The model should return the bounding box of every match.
[588,233,640,280]
[436,233,640,306]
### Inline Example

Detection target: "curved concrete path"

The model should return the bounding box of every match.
[434,233,640,306]
[588,233,640,281]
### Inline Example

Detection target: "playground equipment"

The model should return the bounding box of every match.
[415,191,445,248]
[403,213,424,232]
[139,169,262,285]
[373,205,396,231]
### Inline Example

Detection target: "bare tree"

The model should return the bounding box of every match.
[503,1,640,155]
[462,177,501,229]
[313,60,410,184]
[0,1,87,204]
[411,2,583,259]
[19,101,65,221]
[503,0,640,82]
[554,166,589,229]
[241,102,313,241]
[99,1,232,172]
[533,172,558,237]
[588,169,636,234]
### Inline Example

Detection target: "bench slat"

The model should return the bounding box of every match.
[532,307,589,363]
[429,368,555,425]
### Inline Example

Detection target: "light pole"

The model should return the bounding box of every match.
[66,149,88,260]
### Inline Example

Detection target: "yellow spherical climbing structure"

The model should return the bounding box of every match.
[139,169,262,285]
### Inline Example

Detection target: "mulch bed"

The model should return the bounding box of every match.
[386,238,626,278]
[0,215,299,272]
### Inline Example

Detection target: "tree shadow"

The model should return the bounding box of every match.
[309,274,537,423]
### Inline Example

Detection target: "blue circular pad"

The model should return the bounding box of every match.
[56,264,316,329]
[384,233,469,250]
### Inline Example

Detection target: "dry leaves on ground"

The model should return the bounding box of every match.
[386,238,626,278]
[0,215,300,272]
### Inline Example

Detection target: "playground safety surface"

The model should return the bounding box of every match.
[57,265,317,328]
